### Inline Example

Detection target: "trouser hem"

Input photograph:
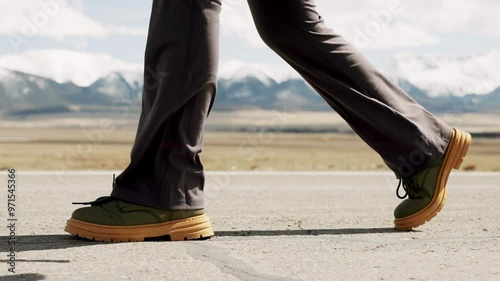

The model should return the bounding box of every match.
[111,184,204,211]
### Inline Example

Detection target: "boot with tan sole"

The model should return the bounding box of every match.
[394,128,472,230]
[64,196,214,242]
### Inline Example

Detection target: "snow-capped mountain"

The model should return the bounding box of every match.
[0,50,302,89]
[91,72,141,100]
[0,69,131,114]
[1,49,499,97]
[382,50,500,97]
[0,49,143,87]
[0,49,499,116]
[218,60,300,86]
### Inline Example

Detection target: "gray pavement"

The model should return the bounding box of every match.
[0,171,499,281]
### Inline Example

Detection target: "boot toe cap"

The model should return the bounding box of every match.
[394,198,431,219]
[71,206,120,225]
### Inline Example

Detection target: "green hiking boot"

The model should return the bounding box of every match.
[64,196,214,242]
[393,128,471,230]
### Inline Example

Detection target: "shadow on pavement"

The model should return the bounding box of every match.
[215,227,401,237]
[0,228,402,252]
[0,273,46,281]
[0,235,111,252]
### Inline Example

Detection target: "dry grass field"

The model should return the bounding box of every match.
[0,126,498,172]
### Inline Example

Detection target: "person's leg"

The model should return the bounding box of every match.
[111,0,221,210]
[65,0,221,242]
[247,0,471,229]
[248,0,450,177]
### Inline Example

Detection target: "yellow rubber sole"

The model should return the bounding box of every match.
[394,128,472,230]
[64,214,214,242]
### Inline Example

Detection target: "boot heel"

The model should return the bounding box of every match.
[450,129,472,170]
[168,214,214,241]
[169,225,214,241]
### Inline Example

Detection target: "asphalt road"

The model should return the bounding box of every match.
[0,171,499,281]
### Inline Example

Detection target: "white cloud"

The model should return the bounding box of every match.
[0,0,107,38]
[382,49,500,96]
[0,0,146,42]
[220,3,264,48]
[220,0,499,50]
[338,22,441,50]
[108,26,148,37]
[400,0,500,37]
[3,0,497,52]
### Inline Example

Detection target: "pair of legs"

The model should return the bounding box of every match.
[66,0,471,240]
[111,0,452,210]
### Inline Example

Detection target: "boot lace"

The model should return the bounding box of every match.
[396,177,418,199]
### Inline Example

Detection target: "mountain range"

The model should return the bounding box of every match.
[0,49,499,116]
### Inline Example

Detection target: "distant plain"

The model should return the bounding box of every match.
[0,111,499,171]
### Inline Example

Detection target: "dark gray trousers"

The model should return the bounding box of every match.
[111,0,453,210]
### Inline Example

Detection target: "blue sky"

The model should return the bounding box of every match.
[1,0,500,68]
